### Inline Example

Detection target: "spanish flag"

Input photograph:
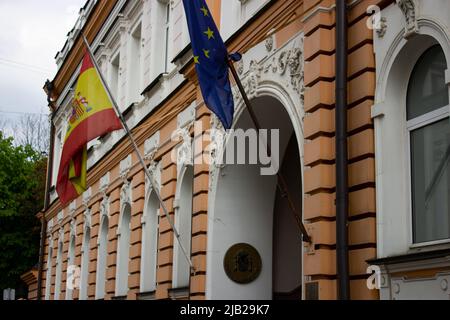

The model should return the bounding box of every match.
[56,52,123,205]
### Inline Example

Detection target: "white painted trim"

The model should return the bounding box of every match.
[374,1,450,259]
[205,33,305,299]
[406,105,450,131]
[172,164,194,289]
[139,161,161,293]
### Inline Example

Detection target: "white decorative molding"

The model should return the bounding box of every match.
[209,114,227,170]
[377,17,388,38]
[69,219,76,238]
[265,36,274,52]
[120,180,132,207]
[145,162,161,195]
[58,228,64,244]
[144,131,160,160]
[287,41,304,103]
[243,60,263,99]
[84,208,92,230]
[82,188,92,208]
[235,34,304,113]
[120,155,132,181]
[47,219,54,232]
[211,33,305,196]
[396,0,419,38]
[100,196,110,220]
[386,271,450,300]
[57,211,64,223]
[176,130,193,174]
[100,172,110,195]
[177,102,196,129]
[55,0,98,68]
[69,201,77,219]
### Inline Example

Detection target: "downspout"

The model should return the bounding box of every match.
[335,0,350,300]
[37,80,56,300]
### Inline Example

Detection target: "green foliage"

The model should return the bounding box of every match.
[0,131,47,289]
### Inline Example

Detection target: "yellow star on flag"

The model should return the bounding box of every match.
[204,27,215,40]
[194,55,200,64]
[203,49,210,59]
[200,6,209,16]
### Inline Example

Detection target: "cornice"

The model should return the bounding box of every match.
[52,0,118,98]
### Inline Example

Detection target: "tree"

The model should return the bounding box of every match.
[13,114,50,155]
[0,114,50,156]
[0,131,47,290]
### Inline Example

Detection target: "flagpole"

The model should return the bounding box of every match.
[227,58,312,243]
[81,35,196,274]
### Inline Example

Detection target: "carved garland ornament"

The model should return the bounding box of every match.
[396,0,419,38]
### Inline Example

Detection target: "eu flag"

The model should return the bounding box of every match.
[183,0,234,129]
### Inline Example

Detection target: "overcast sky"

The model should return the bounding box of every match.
[0,0,86,124]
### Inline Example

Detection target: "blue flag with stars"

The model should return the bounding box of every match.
[183,0,234,129]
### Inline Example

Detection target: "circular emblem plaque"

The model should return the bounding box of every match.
[223,243,262,284]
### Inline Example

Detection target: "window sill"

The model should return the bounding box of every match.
[141,73,165,96]
[409,238,450,250]
[367,247,450,266]
[137,290,156,300]
[168,286,189,300]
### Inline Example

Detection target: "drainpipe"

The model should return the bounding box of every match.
[335,0,350,300]
[37,80,56,300]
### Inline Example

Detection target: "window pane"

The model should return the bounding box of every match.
[407,45,448,120]
[411,117,450,243]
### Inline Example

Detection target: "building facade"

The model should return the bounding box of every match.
[29,0,449,300]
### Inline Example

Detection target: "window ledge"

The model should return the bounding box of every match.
[168,286,189,300]
[367,248,450,266]
[141,73,166,96]
[410,238,450,250]
[137,290,156,300]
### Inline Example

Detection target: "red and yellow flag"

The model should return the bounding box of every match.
[56,52,123,205]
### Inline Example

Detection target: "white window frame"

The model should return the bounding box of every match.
[109,50,121,102]
[54,239,63,300]
[163,0,171,73]
[65,234,76,300]
[172,164,194,289]
[52,130,63,187]
[95,215,109,300]
[127,19,144,105]
[407,104,450,248]
[139,190,160,294]
[79,226,90,300]
[115,202,131,297]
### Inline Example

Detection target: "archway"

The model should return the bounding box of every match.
[207,95,303,300]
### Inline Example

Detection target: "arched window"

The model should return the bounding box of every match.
[65,235,76,300]
[79,227,90,300]
[95,216,109,299]
[172,166,194,289]
[407,45,450,243]
[44,239,53,300]
[54,239,63,300]
[140,191,159,294]
[115,204,131,297]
